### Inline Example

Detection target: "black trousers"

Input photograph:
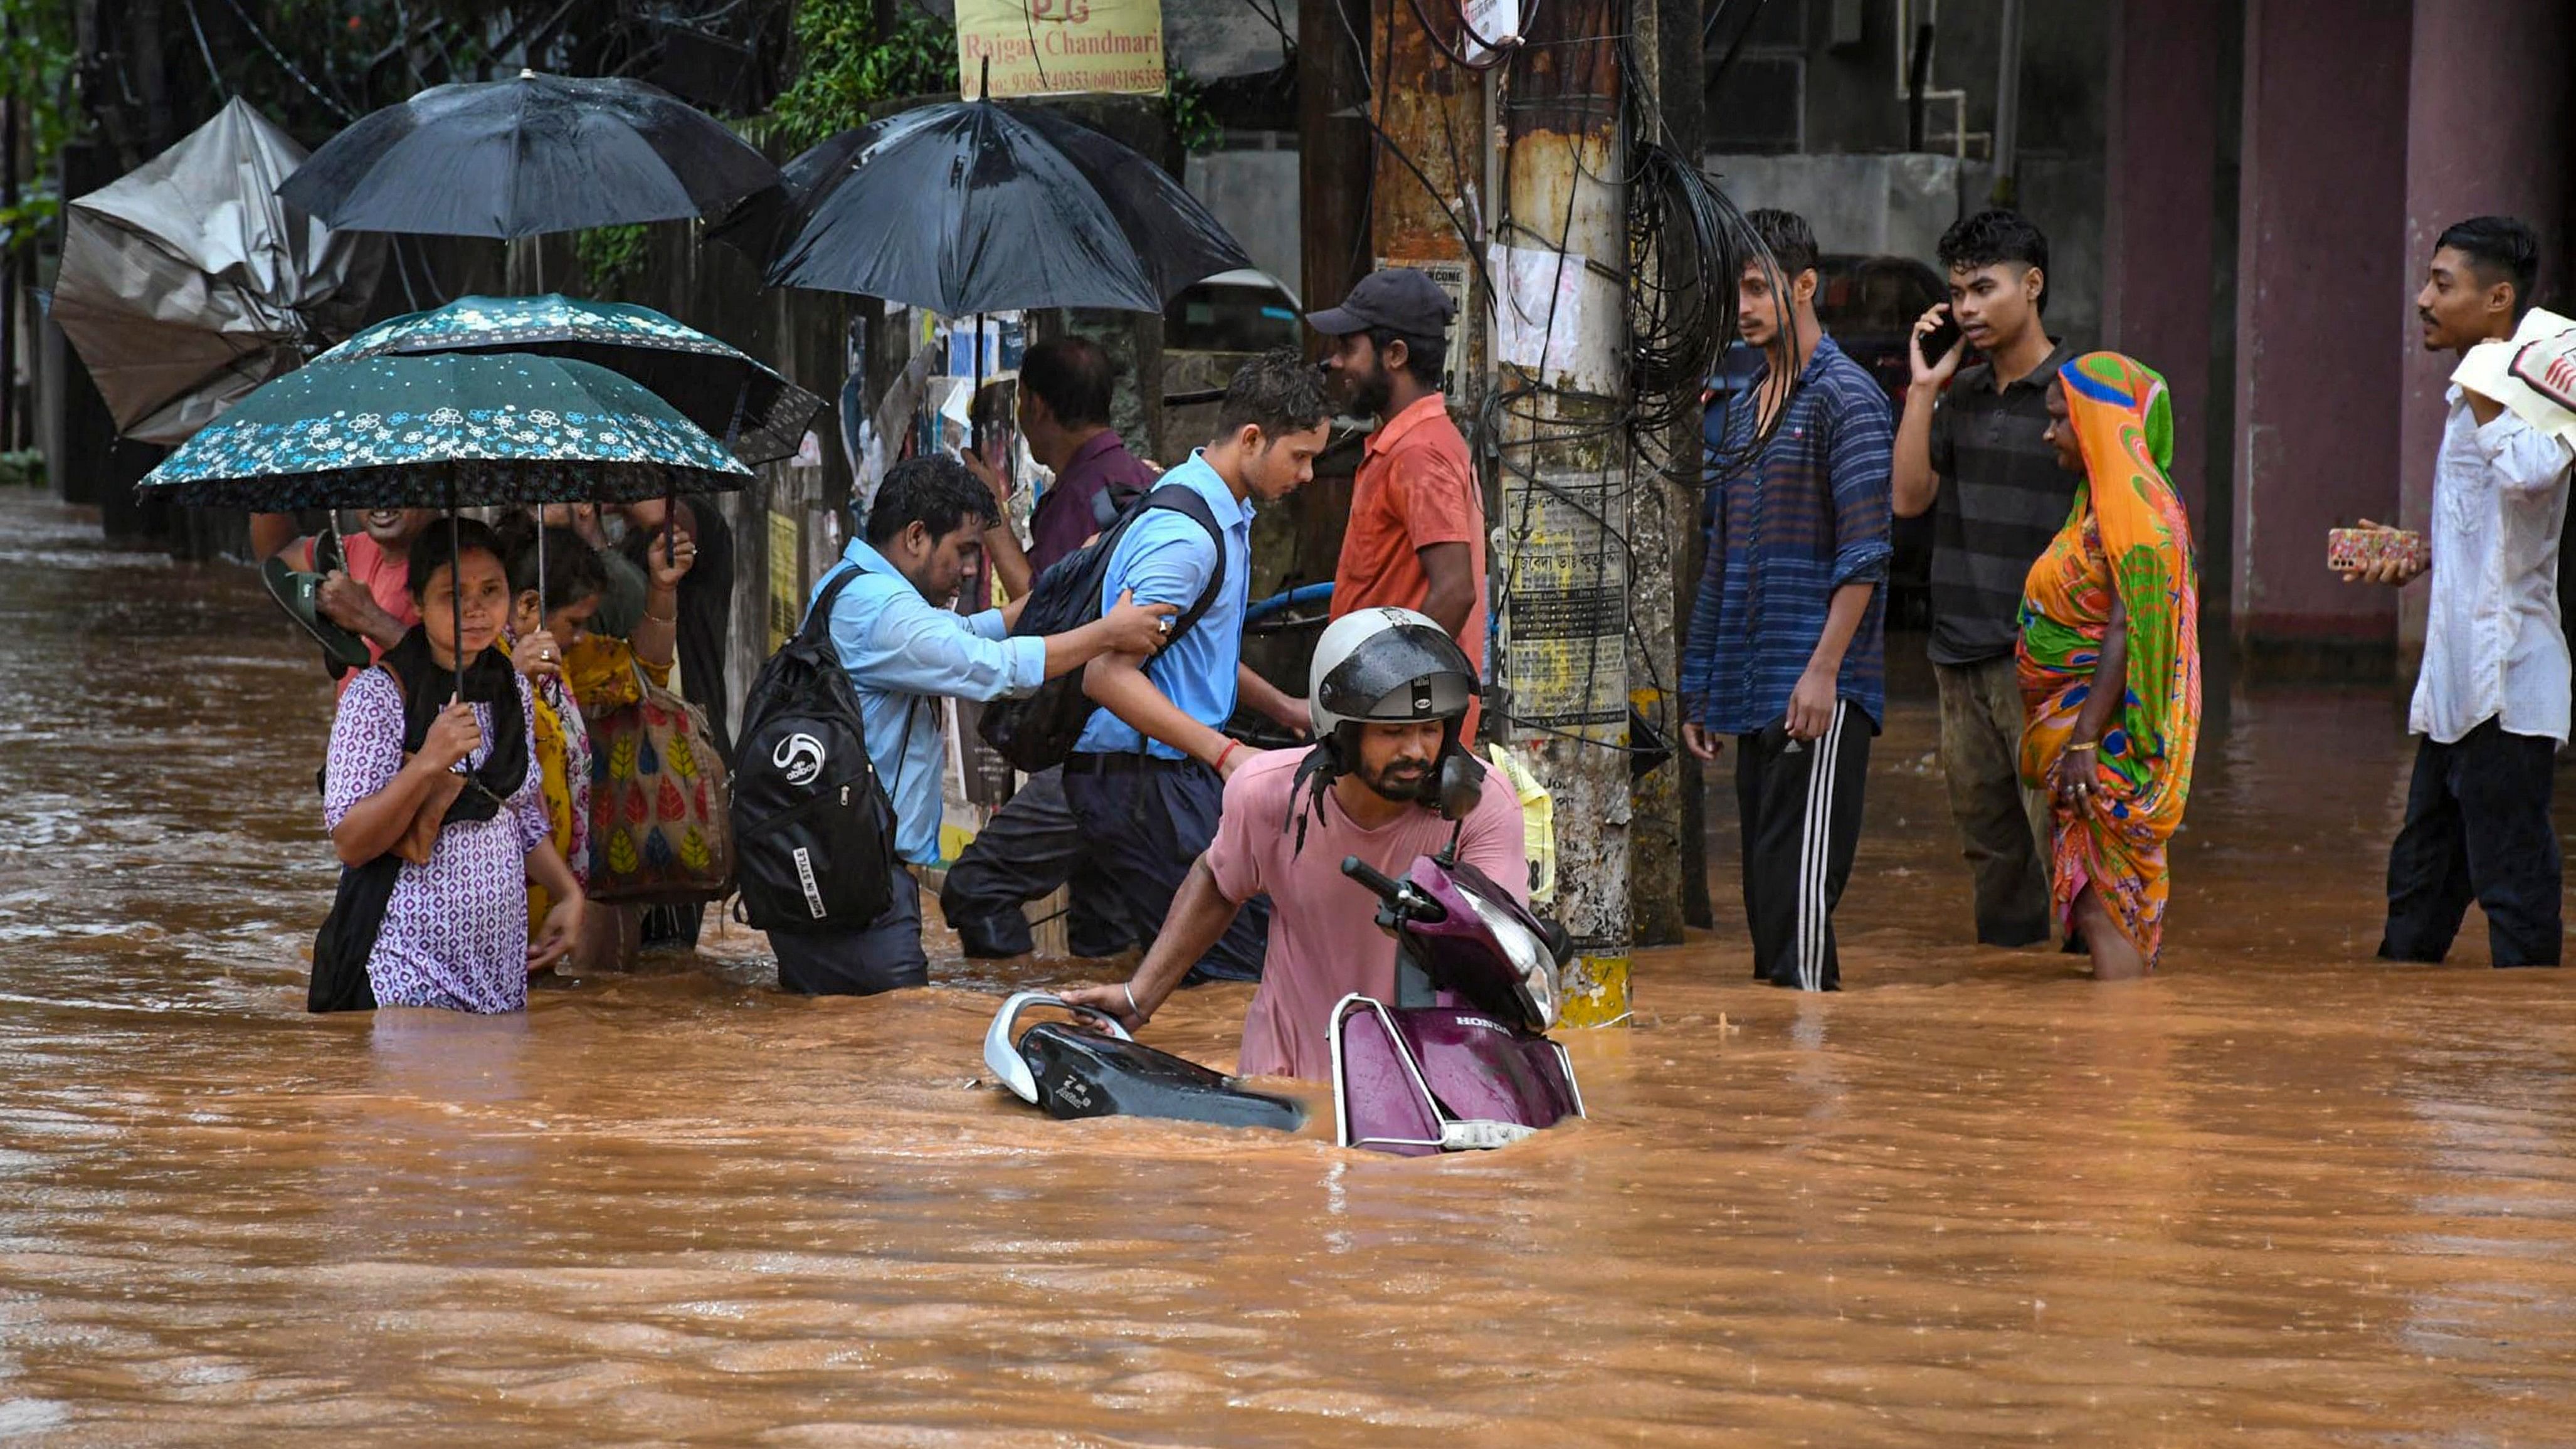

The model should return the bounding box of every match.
[2379,720,2562,968]
[1736,703,1872,991]
[1062,753,1269,982]
[771,863,931,996]
[939,766,1138,958]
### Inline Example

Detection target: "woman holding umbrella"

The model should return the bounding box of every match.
[318,519,586,1013]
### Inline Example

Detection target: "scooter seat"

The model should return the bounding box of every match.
[1018,1023,1307,1133]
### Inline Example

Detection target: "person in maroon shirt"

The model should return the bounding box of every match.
[966,337,1159,594]
[945,336,1160,960]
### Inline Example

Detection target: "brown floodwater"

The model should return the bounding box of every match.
[2,488,2572,1446]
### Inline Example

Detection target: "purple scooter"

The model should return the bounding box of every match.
[1327,848,1585,1156]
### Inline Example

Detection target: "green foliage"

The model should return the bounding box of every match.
[0,448,45,488]
[770,1,958,149]
[1164,67,1220,155]
[0,0,74,255]
[573,223,652,298]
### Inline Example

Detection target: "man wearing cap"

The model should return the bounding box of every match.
[1311,268,1489,741]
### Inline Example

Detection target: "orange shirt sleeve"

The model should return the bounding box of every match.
[1388,439,1481,551]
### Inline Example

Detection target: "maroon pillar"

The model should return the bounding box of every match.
[2231,0,2414,673]
[2103,0,2222,537]
[2395,0,2576,663]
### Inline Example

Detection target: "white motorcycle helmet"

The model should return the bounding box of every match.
[1309,607,1477,740]
[1284,608,1487,855]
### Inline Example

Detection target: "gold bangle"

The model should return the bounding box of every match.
[2067,741,2098,754]
[641,609,677,625]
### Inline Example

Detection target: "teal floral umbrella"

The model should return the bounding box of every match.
[139,352,751,693]
[136,352,751,510]
[315,293,824,466]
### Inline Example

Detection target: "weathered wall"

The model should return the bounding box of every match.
[2103,0,2227,539]
[2230,0,2412,670]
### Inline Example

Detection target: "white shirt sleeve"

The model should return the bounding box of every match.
[2473,409,2576,493]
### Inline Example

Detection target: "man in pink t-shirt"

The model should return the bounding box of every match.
[1063,609,1525,1080]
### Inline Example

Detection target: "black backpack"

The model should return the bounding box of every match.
[978,482,1227,774]
[730,567,899,933]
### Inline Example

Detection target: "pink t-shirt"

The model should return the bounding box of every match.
[1202,746,1528,1082]
[293,532,421,696]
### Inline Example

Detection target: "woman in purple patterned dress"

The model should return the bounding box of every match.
[317,520,586,1013]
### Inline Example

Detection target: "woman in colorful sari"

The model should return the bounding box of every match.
[2019,352,2202,979]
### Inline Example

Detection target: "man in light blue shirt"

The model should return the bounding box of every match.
[1068,350,1330,983]
[772,457,1175,996]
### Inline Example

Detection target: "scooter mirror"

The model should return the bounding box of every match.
[1433,752,1487,821]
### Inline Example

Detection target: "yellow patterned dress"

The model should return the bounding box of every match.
[2017,352,2202,966]
[502,635,594,939]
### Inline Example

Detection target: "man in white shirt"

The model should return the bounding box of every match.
[2353,216,2574,968]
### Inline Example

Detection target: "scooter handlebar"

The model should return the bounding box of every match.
[1341,856,1405,904]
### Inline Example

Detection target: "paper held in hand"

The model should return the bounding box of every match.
[2451,306,2576,449]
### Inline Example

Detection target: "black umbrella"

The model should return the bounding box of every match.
[737,100,1252,315]
[278,71,778,240]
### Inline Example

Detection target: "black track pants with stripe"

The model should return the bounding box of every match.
[1736,702,1872,991]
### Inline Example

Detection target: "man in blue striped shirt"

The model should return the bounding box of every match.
[1682,209,1896,991]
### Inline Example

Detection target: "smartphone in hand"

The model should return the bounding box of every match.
[1918,312,1964,369]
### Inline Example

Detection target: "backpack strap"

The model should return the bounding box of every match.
[1136,483,1229,649]
[796,562,869,653]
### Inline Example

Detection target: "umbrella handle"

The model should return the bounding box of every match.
[448,500,465,701]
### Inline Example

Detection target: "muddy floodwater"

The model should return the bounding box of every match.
[3,490,2572,1446]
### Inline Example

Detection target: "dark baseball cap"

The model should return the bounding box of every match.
[1307,267,1458,339]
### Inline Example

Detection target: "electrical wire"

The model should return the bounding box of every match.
[214,0,357,122]
[181,0,228,97]
[1315,0,1802,758]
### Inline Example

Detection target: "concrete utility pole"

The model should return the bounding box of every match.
[1621,0,1706,948]
[1489,0,1633,1026]
[1363,0,1642,1026]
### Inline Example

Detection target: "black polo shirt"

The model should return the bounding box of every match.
[1924,337,2081,667]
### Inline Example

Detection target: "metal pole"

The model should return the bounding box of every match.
[1991,0,2024,206]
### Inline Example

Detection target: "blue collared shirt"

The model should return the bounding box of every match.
[810,537,1048,864]
[1070,450,1254,758]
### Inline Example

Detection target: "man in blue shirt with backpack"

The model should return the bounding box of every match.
[1065,349,1328,983]
[761,458,1175,996]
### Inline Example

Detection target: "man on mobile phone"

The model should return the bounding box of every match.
[1888,209,2072,950]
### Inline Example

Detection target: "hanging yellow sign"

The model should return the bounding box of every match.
[955,0,1167,99]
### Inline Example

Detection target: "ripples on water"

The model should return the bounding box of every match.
[1,493,2570,1445]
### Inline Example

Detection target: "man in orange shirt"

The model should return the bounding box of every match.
[1310,268,1489,739]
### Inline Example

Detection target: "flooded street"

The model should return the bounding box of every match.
[3,487,2572,1446]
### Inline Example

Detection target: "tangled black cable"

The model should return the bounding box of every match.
[1626,143,1729,436]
